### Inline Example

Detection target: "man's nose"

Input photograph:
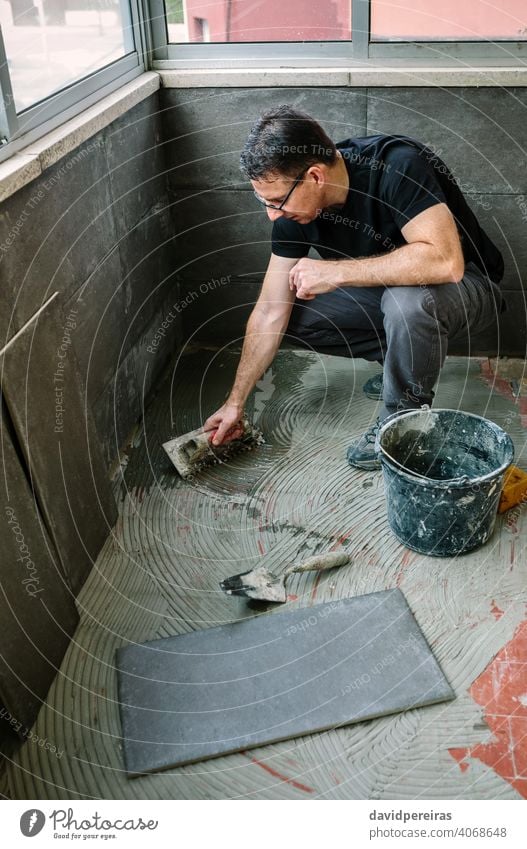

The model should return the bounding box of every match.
[266,207,283,222]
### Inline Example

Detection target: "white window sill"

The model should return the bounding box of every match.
[157,66,527,88]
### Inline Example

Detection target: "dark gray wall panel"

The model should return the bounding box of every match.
[366,87,527,194]
[492,290,527,356]
[106,93,179,332]
[0,408,79,734]
[63,220,178,417]
[106,94,168,236]
[167,188,271,284]
[0,294,118,596]
[179,278,260,346]
[460,195,527,354]
[465,194,527,292]
[134,299,184,399]
[99,90,178,458]
[92,301,179,468]
[116,210,178,334]
[64,250,125,408]
[446,291,524,358]
[92,345,142,470]
[0,131,116,340]
[162,88,368,189]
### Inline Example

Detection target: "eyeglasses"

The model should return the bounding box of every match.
[253,167,308,210]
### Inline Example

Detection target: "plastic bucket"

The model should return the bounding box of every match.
[377,408,514,557]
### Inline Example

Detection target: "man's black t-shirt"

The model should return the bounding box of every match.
[271,134,504,284]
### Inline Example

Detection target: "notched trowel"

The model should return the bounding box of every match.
[220,552,351,603]
[163,417,264,479]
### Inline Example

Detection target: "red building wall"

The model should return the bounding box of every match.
[184,0,350,43]
[183,0,526,43]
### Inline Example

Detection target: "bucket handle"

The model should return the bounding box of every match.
[380,446,473,484]
[379,446,431,480]
[376,407,472,482]
[374,407,431,475]
[376,406,513,484]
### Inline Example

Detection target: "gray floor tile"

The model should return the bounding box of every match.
[117,588,454,776]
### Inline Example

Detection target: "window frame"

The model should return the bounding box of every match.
[153,0,527,65]
[0,0,151,164]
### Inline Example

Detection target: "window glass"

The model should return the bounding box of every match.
[0,0,133,112]
[371,0,527,41]
[165,0,352,43]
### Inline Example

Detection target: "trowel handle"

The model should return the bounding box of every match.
[284,552,350,577]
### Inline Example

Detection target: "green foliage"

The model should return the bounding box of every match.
[165,0,184,24]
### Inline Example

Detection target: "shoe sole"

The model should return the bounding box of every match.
[346,455,382,471]
[362,376,383,400]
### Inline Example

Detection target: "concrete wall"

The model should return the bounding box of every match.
[2,83,524,473]
[0,91,179,467]
[161,86,527,357]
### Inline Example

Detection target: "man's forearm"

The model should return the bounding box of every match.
[289,243,465,301]
[334,242,463,288]
[228,309,288,407]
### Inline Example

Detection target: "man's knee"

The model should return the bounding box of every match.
[381,285,437,328]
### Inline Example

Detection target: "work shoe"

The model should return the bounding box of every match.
[346,418,382,471]
[362,371,383,400]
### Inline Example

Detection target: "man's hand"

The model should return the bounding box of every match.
[289,258,342,300]
[203,402,245,446]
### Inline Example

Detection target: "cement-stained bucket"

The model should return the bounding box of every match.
[377,408,514,557]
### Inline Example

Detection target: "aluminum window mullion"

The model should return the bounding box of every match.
[147,0,169,60]
[351,0,369,60]
[0,26,18,144]
[119,0,137,54]
[132,0,158,64]
[162,42,355,64]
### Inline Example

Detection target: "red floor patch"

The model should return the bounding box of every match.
[491,600,504,620]
[449,620,527,798]
[245,754,316,793]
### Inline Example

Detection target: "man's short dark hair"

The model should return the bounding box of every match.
[240,105,338,181]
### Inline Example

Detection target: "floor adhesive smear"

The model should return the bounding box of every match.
[116,588,454,776]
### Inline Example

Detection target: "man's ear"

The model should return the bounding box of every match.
[308,165,325,187]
